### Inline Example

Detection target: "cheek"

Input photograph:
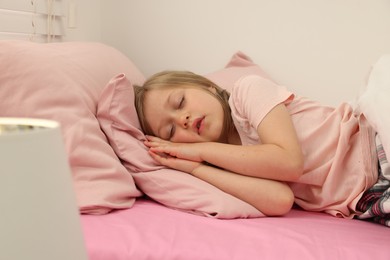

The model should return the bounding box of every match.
[172,128,200,143]
[143,92,164,134]
[143,110,160,136]
[171,130,189,143]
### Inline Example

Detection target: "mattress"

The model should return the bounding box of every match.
[81,198,390,260]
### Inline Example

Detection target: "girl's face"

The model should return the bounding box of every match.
[143,86,225,143]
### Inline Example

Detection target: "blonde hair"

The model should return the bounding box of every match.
[134,71,233,141]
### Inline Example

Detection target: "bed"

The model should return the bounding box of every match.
[1,40,389,260]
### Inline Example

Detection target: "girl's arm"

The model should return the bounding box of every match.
[201,103,304,181]
[148,151,294,216]
[146,104,304,182]
[192,164,294,216]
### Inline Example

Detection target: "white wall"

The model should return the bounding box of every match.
[70,0,390,106]
[63,0,103,42]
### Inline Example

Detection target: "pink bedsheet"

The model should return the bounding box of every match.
[81,199,390,260]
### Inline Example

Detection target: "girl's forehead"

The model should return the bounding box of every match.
[145,84,216,104]
[144,87,170,101]
[146,85,192,96]
[152,83,206,90]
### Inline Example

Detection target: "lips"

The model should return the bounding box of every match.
[192,117,205,134]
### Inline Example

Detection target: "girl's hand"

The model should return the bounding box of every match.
[148,149,202,174]
[144,135,203,163]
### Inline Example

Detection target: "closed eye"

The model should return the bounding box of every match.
[168,95,184,140]
[178,96,184,109]
[169,124,176,140]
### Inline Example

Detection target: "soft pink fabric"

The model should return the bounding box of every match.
[230,75,378,218]
[97,74,156,172]
[0,40,144,214]
[81,199,390,260]
[205,51,275,92]
[229,75,294,145]
[97,73,263,218]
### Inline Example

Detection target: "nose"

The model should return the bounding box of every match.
[175,113,190,129]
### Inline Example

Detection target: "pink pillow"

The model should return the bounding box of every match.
[97,52,272,218]
[0,40,144,214]
[205,51,275,92]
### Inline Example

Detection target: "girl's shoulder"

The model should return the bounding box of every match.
[230,74,293,106]
[233,74,277,90]
[229,75,294,131]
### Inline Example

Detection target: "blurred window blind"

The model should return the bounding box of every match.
[0,0,63,42]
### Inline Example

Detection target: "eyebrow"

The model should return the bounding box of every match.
[166,91,174,107]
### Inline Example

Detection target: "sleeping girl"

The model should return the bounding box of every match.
[133,70,389,227]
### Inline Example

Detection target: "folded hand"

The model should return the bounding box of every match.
[144,135,203,162]
[144,135,204,174]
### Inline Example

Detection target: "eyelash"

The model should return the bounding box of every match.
[178,96,184,109]
[169,96,185,139]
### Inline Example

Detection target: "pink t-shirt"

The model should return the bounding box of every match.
[229,75,378,218]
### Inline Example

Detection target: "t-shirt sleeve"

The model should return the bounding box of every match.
[229,75,294,130]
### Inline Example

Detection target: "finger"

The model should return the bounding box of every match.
[146,135,165,142]
[144,140,166,148]
[148,150,164,164]
[149,150,175,168]
[145,135,154,141]
[144,140,155,147]
[150,147,178,158]
[149,146,167,152]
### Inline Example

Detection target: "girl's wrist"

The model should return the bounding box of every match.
[191,162,210,176]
